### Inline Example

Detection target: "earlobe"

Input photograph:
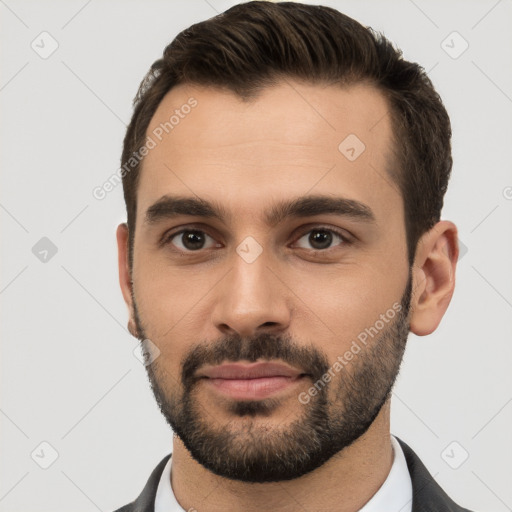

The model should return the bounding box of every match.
[409,221,459,336]
[116,223,137,336]
[127,317,139,338]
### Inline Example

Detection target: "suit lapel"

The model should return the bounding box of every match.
[117,453,172,512]
[396,437,472,511]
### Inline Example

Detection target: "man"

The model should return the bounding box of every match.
[114,1,474,511]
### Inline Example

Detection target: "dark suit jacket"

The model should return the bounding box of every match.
[113,437,475,512]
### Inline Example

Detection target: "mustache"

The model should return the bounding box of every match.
[181,332,331,391]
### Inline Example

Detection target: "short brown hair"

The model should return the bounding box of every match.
[121,1,452,269]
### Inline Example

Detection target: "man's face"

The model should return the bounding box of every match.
[124,80,412,482]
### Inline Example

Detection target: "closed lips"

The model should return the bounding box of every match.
[197,362,308,380]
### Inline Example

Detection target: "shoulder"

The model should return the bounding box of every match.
[396,437,476,512]
[112,452,172,512]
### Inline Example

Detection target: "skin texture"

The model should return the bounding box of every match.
[116,80,459,512]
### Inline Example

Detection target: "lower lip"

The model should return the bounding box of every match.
[203,375,307,400]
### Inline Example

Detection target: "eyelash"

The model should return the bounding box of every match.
[160,225,352,254]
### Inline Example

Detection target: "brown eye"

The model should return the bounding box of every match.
[164,230,218,252]
[294,228,348,251]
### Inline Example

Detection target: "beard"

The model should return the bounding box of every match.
[131,272,412,483]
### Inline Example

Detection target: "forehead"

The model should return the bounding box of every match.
[137,80,400,226]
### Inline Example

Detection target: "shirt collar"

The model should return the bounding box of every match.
[359,435,412,512]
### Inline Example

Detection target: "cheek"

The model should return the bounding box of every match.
[133,260,216,372]
[133,250,203,324]
[297,265,405,357]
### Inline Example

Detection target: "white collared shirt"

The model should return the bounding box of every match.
[154,435,412,512]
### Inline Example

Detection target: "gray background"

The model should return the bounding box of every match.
[1,0,511,511]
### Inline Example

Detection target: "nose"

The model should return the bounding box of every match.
[210,249,292,339]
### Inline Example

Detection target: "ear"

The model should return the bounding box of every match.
[116,223,138,338]
[409,220,459,336]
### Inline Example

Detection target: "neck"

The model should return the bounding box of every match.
[169,401,393,512]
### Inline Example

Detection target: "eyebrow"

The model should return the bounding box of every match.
[143,194,376,227]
